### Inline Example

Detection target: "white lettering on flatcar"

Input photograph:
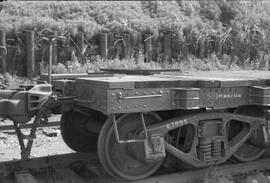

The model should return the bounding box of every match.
[215,93,242,99]
[166,119,188,130]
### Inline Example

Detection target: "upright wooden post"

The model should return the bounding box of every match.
[171,33,178,60]
[108,33,115,58]
[77,32,84,63]
[144,33,152,62]
[123,34,131,59]
[163,31,172,63]
[0,29,7,74]
[177,0,183,6]
[199,40,205,58]
[99,33,108,59]
[25,30,35,78]
[48,40,53,84]
[134,34,144,64]
[52,40,57,65]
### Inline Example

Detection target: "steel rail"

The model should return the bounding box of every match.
[131,158,270,183]
[0,121,60,131]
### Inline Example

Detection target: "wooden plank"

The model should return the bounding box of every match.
[55,168,85,183]
[186,71,270,80]
[100,68,179,75]
[15,170,38,183]
[25,30,35,78]
[0,29,6,74]
[40,72,112,81]
[76,77,135,89]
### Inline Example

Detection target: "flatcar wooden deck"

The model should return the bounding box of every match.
[76,71,270,89]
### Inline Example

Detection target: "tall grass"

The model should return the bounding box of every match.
[39,52,243,74]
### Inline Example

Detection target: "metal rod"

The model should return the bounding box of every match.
[48,41,53,84]
[0,121,60,131]
[140,113,149,141]
[118,94,163,100]
[112,114,146,144]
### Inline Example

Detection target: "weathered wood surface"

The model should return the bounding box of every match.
[0,29,6,74]
[25,30,35,78]
[15,170,38,183]
[99,33,108,58]
[77,71,270,89]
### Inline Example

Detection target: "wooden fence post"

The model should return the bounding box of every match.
[99,33,108,59]
[134,33,143,64]
[25,30,35,78]
[199,39,205,59]
[144,33,152,62]
[0,29,6,74]
[123,34,131,59]
[177,0,183,6]
[77,32,85,63]
[52,40,57,65]
[48,40,53,84]
[163,31,172,63]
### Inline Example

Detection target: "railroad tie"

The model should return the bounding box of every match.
[14,170,38,183]
[54,168,85,183]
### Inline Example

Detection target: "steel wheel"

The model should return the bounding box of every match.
[61,110,98,152]
[97,116,121,180]
[98,112,164,181]
[228,106,266,162]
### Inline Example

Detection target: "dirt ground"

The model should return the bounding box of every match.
[0,115,73,161]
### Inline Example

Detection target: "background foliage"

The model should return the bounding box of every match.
[1,0,270,74]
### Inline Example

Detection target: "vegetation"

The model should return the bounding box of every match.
[1,1,270,74]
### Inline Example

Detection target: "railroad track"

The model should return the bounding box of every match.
[1,153,270,183]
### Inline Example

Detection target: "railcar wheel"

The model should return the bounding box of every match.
[61,110,98,152]
[98,113,164,181]
[228,106,266,162]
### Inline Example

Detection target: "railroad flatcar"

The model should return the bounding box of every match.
[1,70,270,181]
